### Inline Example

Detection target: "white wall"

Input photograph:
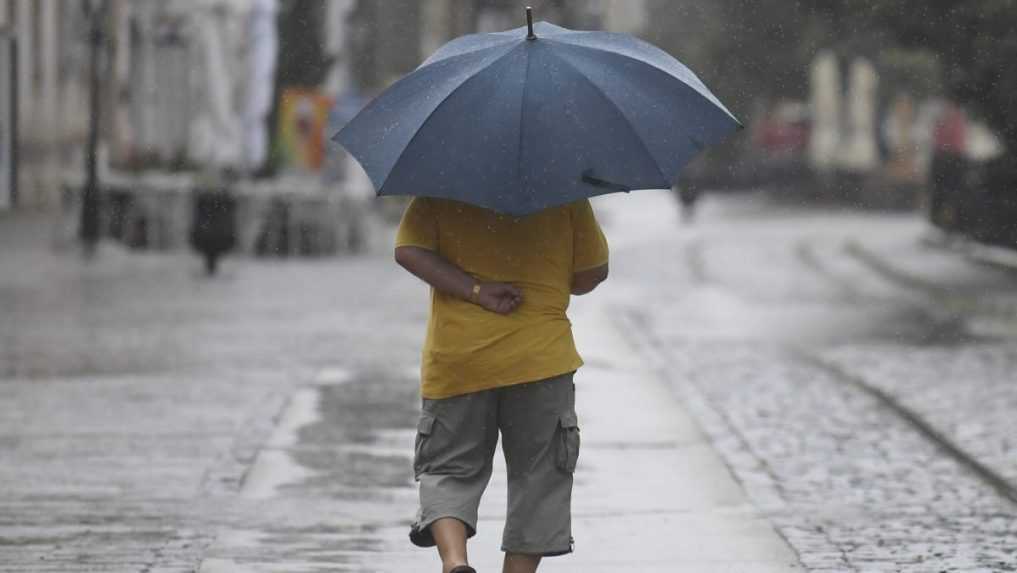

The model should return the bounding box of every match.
[325,0,357,97]
[14,0,31,137]
[1,2,13,209]
[601,0,647,34]
[5,0,73,208]
[0,28,12,210]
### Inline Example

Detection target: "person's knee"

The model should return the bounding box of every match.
[431,517,468,536]
[503,552,542,573]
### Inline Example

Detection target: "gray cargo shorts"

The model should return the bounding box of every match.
[408,371,579,557]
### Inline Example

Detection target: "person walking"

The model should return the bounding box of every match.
[394,196,609,573]
[337,17,736,569]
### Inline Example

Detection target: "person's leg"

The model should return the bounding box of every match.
[498,372,579,563]
[503,552,542,573]
[431,517,469,573]
[410,390,498,571]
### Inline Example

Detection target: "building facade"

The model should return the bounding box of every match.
[0,0,650,212]
[0,0,279,211]
[345,0,621,95]
[0,0,93,210]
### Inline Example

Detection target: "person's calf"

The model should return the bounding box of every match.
[431,518,470,573]
[503,552,541,573]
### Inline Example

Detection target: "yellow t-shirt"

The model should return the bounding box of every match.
[396,197,609,399]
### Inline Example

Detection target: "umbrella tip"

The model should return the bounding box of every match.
[525,6,536,40]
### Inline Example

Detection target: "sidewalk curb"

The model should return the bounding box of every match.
[609,306,805,562]
[610,305,790,512]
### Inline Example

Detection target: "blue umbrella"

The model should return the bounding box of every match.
[333,8,741,216]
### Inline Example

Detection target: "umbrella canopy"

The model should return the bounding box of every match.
[334,13,741,216]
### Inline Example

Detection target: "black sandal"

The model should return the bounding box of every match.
[449,566,476,573]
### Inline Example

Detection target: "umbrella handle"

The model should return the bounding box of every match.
[581,170,631,193]
[526,7,536,40]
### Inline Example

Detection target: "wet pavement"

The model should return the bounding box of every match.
[1,190,1016,571]
[602,191,1017,571]
[0,212,429,572]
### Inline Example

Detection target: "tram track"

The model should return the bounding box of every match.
[670,236,1017,508]
[791,350,1017,506]
[846,239,1017,322]
[793,240,865,303]
[610,199,1017,569]
[793,237,1017,505]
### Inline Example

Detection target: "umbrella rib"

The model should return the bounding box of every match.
[375,42,525,195]
[547,50,668,186]
[418,35,520,70]
[515,46,532,204]
[546,37,741,126]
[336,41,522,145]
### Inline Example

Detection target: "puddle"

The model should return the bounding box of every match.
[241,388,321,499]
[967,316,1017,340]
[313,367,355,386]
[267,388,321,448]
[402,364,421,382]
[208,371,421,570]
[198,558,258,573]
[198,558,325,573]
[240,450,314,499]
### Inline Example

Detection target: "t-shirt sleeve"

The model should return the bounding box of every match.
[395,197,439,251]
[571,199,609,272]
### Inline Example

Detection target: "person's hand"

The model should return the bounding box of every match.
[476,282,523,315]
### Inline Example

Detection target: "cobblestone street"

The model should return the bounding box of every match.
[604,191,1017,571]
[2,190,1016,571]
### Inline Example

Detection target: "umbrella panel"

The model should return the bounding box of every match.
[550,42,740,182]
[339,42,519,194]
[337,22,741,216]
[381,41,671,215]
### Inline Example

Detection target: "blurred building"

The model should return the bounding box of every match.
[0,0,278,212]
[323,0,357,98]
[0,1,92,210]
[0,0,654,213]
[600,0,647,35]
[345,0,619,94]
[0,19,13,210]
[129,0,278,172]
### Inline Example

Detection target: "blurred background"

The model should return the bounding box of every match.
[1,2,1016,572]
[2,0,1014,254]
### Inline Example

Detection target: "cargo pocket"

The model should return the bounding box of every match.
[413,413,436,479]
[555,411,581,473]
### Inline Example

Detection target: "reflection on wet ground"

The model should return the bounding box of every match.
[5,193,1017,571]
[295,373,421,492]
[203,369,422,571]
[201,193,1017,571]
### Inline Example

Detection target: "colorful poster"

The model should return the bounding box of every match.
[276,88,333,171]
[0,32,14,209]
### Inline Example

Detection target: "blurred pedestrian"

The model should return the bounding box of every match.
[394,197,609,573]
[675,182,701,223]
[928,102,969,229]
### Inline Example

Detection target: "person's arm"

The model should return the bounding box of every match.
[571,262,608,295]
[571,200,610,296]
[395,246,523,315]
